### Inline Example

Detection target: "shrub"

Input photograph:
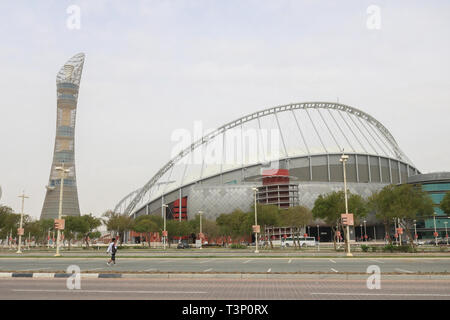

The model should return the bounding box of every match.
[230,244,247,249]
[360,245,369,252]
[383,244,395,252]
[370,246,378,252]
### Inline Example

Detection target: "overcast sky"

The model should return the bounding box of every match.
[0,0,449,219]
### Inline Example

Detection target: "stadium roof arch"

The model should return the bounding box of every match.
[115,102,419,216]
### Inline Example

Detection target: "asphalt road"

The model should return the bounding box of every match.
[1,258,450,273]
[1,278,449,300]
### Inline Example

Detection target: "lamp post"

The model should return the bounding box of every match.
[55,164,70,257]
[373,225,377,242]
[433,212,438,246]
[394,218,398,246]
[16,191,29,254]
[198,211,203,249]
[363,220,367,242]
[317,225,320,251]
[162,204,168,250]
[340,153,352,256]
[413,220,417,245]
[444,221,448,246]
[252,187,259,254]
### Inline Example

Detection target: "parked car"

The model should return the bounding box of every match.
[177,241,190,249]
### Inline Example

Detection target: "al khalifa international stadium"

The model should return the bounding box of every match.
[114,102,420,241]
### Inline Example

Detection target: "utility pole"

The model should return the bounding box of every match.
[16,191,29,254]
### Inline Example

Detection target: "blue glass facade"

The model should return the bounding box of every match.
[408,172,450,238]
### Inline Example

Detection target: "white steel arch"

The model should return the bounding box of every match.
[121,102,414,216]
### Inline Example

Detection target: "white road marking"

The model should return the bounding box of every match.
[88,268,103,271]
[329,259,336,264]
[17,267,51,271]
[243,260,252,264]
[144,268,157,272]
[199,260,210,264]
[267,268,272,273]
[203,268,213,272]
[331,268,338,273]
[12,289,207,294]
[288,259,292,264]
[395,268,414,274]
[311,293,450,297]
[370,259,384,264]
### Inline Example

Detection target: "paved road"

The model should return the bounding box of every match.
[1,258,449,273]
[1,278,449,300]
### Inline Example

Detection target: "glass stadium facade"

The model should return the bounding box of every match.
[40,53,85,220]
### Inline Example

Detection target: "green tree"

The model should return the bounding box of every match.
[279,205,313,248]
[368,184,397,244]
[133,215,158,247]
[0,206,20,240]
[312,191,367,251]
[216,209,248,244]
[39,219,55,246]
[63,216,89,250]
[440,191,450,215]
[393,184,434,246]
[102,210,133,242]
[369,184,434,247]
[189,214,220,242]
[79,214,102,248]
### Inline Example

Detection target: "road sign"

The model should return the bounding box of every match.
[336,231,341,237]
[198,232,205,239]
[252,225,260,233]
[17,228,24,236]
[433,232,438,237]
[341,213,354,226]
[54,219,65,230]
[304,233,308,237]
[394,233,398,238]
[397,228,403,235]
[414,234,418,239]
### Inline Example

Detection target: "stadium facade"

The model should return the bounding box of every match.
[40,53,85,220]
[115,102,420,241]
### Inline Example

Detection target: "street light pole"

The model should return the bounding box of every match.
[445,222,448,246]
[433,213,438,246]
[162,204,168,250]
[198,211,203,249]
[413,220,417,245]
[317,225,320,251]
[16,191,29,254]
[363,220,367,242]
[340,153,352,257]
[252,187,259,254]
[55,164,70,257]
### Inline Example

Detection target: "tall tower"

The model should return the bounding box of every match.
[40,53,85,220]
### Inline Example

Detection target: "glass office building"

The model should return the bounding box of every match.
[408,172,450,239]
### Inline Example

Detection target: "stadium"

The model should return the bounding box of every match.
[115,102,420,242]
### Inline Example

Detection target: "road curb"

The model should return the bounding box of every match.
[1,272,450,280]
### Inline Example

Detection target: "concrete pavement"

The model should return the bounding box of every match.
[0,257,449,274]
[1,278,449,300]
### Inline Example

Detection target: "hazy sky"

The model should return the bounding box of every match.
[0,0,449,219]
